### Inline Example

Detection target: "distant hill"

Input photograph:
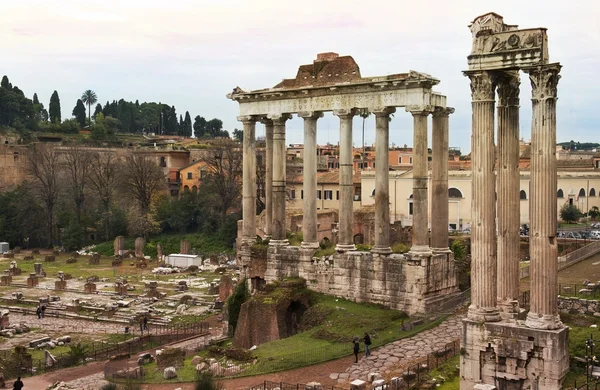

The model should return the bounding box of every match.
[557,141,600,151]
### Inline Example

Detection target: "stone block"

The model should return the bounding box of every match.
[23,255,34,261]
[27,274,39,288]
[88,254,100,265]
[135,237,145,258]
[350,379,366,390]
[3,253,14,259]
[66,258,77,264]
[163,366,177,379]
[114,236,125,256]
[305,382,322,390]
[0,275,12,286]
[44,255,55,262]
[474,385,497,390]
[30,336,51,348]
[84,282,96,293]
[55,280,67,290]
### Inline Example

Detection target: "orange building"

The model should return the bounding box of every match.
[178,160,210,193]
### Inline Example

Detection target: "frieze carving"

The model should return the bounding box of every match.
[471,29,545,56]
[526,65,561,100]
[465,71,497,102]
[497,72,520,107]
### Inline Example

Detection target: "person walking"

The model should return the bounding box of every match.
[363,332,372,357]
[13,376,24,390]
[41,305,46,318]
[353,336,360,363]
[143,316,148,331]
[36,306,41,319]
[139,317,144,335]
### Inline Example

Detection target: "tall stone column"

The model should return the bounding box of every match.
[269,114,291,246]
[407,107,432,256]
[263,119,274,238]
[465,71,500,322]
[525,64,562,330]
[240,116,257,244]
[496,72,521,318]
[334,109,356,252]
[431,107,454,252]
[372,107,396,254]
[299,111,323,248]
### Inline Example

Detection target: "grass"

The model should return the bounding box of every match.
[428,355,460,389]
[561,313,600,387]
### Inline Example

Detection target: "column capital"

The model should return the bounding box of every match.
[267,113,292,124]
[405,105,433,116]
[463,70,498,102]
[372,107,396,117]
[432,107,455,117]
[298,111,324,120]
[237,115,260,123]
[333,108,357,118]
[260,117,273,126]
[496,71,520,107]
[523,63,561,101]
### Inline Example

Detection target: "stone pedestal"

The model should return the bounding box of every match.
[34,263,45,276]
[88,254,100,265]
[84,282,96,293]
[135,237,145,258]
[0,271,12,286]
[44,255,55,262]
[461,319,569,389]
[114,281,128,295]
[157,243,163,261]
[114,236,125,256]
[27,273,39,287]
[180,240,190,254]
[55,280,67,290]
[145,281,161,298]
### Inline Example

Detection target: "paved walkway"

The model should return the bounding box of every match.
[329,316,462,384]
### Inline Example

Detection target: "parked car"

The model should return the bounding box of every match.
[566,231,582,239]
[590,230,600,240]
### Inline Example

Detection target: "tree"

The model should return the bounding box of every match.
[119,154,165,215]
[49,90,61,123]
[33,93,48,123]
[28,144,61,246]
[205,118,223,137]
[33,93,39,105]
[72,99,86,127]
[193,115,207,138]
[590,206,600,220]
[93,103,102,120]
[184,111,192,137]
[88,152,119,239]
[62,147,91,224]
[560,203,583,224]
[81,89,98,126]
[1,76,11,89]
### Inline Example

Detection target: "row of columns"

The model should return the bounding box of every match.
[466,64,562,329]
[240,106,454,257]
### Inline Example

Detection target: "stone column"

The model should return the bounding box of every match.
[496,72,521,318]
[431,107,454,252]
[240,116,257,244]
[525,64,562,330]
[334,109,356,252]
[269,114,291,245]
[299,111,323,248]
[263,119,274,238]
[407,106,432,256]
[372,107,396,254]
[465,71,500,322]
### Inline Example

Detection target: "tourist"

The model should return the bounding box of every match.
[41,305,46,318]
[139,318,144,334]
[13,376,23,390]
[363,332,372,357]
[36,306,41,319]
[353,336,360,363]
[143,316,148,331]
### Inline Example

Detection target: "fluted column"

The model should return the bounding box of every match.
[299,111,323,248]
[525,64,562,330]
[431,107,454,252]
[334,109,356,252]
[240,116,257,244]
[464,71,500,322]
[372,107,396,254]
[263,119,274,238]
[269,114,291,246]
[407,106,432,256]
[496,72,521,319]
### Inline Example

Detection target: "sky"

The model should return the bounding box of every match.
[3,0,599,153]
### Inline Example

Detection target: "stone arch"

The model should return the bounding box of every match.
[557,189,564,198]
[192,185,198,193]
[353,233,364,244]
[591,188,596,197]
[183,185,190,192]
[579,188,586,197]
[285,300,307,337]
[371,189,376,196]
[520,190,527,200]
[409,194,413,199]
[448,188,463,198]
[160,156,167,167]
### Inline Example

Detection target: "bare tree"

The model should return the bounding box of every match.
[119,153,166,215]
[27,144,61,247]
[199,138,243,222]
[88,151,119,239]
[61,146,92,224]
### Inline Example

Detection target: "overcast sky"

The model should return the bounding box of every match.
[3,0,599,153]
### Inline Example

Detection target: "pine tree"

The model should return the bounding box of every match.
[49,90,61,123]
[93,103,102,120]
[179,114,184,136]
[33,93,40,105]
[1,76,11,89]
[184,111,192,137]
[72,99,86,127]
[193,115,206,138]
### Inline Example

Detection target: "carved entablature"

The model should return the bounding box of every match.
[469,12,518,38]
[497,72,520,107]
[525,64,561,101]
[465,71,496,102]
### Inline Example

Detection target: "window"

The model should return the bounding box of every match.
[192,185,197,192]
[200,169,208,179]
[579,188,586,197]
[371,189,376,196]
[324,190,333,200]
[335,162,340,168]
[183,185,189,192]
[591,188,597,197]
[448,188,463,198]
[398,156,403,164]
[13,152,19,161]
[409,201,413,215]
[409,156,413,164]
[336,191,340,200]
[317,190,322,200]
[160,157,167,167]
[301,190,304,199]
[187,172,192,180]
[290,190,296,199]
[557,189,564,198]
[428,156,432,161]
[520,190,527,200]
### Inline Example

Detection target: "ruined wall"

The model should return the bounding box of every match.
[0,145,30,189]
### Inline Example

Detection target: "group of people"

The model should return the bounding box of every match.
[353,332,372,363]
[35,305,46,319]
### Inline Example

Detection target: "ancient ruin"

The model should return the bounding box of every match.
[460,13,568,389]
[229,53,459,314]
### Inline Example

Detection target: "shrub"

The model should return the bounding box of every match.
[100,384,118,390]
[560,203,583,223]
[355,244,372,251]
[195,372,223,390]
[392,243,410,254]
[226,278,249,333]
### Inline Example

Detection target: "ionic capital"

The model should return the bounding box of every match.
[237,115,260,124]
[260,117,273,126]
[298,111,324,120]
[496,71,520,107]
[432,107,455,117]
[464,70,497,102]
[267,113,292,125]
[524,63,561,101]
[333,108,357,118]
[372,107,396,118]
[405,105,433,116]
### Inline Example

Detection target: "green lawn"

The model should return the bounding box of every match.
[429,355,460,389]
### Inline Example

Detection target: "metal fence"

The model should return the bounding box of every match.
[248,381,346,390]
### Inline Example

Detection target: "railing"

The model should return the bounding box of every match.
[248,381,345,390]
[520,241,600,280]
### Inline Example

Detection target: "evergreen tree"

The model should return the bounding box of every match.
[179,114,184,136]
[49,90,61,123]
[193,115,206,138]
[33,93,39,105]
[1,76,11,89]
[72,99,86,127]
[93,103,102,120]
[184,111,192,137]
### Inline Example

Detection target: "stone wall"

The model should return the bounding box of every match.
[558,296,600,315]
[0,145,30,189]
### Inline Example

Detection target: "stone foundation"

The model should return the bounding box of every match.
[263,246,459,315]
[84,282,96,293]
[461,319,569,389]
[55,280,67,290]
[27,274,39,288]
